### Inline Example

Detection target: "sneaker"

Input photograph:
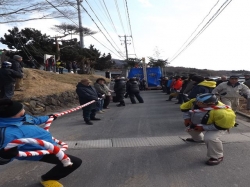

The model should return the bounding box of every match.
[90,117,101,120]
[101,110,105,112]
[40,180,63,187]
[103,107,110,109]
[85,121,93,125]
[206,157,223,166]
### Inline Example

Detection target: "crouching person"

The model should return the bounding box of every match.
[0,99,82,187]
[180,93,236,166]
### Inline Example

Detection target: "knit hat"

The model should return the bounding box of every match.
[0,99,23,118]
[191,75,205,83]
[13,55,22,60]
[229,75,239,79]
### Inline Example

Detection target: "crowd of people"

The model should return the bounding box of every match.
[75,76,144,125]
[161,73,250,166]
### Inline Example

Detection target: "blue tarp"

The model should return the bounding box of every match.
[128,67,162,87]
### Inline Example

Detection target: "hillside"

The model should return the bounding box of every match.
[13,69,109,101]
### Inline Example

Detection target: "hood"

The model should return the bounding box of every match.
[0,116,25,127]
[198,80,216,88]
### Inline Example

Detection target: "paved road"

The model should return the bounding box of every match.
[1,90,250,187]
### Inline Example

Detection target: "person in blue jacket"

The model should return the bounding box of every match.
[0,99,82,187]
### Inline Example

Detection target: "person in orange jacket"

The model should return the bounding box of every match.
[167,76,183,101]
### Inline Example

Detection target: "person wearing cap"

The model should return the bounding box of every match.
[180,93,236,165]
[76,78,101,125]
[212,75,250,111]
[0,99,82,187]
[9,55,24,91]
[243,74,250,88]
[0,61,23,99]
[188,75,216,99]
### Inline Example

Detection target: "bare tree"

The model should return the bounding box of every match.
[0,0,77,24]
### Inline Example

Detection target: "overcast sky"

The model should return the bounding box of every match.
[1,0,249,71]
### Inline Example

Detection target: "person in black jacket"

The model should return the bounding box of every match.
[114,77,126,107]
[9,55,24,91]
[76,78,101,125]
[127,77,144,104]
[0,61,23,99]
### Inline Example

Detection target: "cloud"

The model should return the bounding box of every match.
[138,0,152,7]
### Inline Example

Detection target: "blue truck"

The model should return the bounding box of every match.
[128,67,162,89]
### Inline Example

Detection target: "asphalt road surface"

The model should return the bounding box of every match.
[1,90,250,187]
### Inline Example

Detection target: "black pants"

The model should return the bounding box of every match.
[59,68,64,74]
[40,154,82,181]
[103,96,111,108]
[82,104,96,121]
[129,92,144,103]
[116,93,125,105]
[0,83,14,99]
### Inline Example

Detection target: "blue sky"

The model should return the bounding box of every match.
[1,0,250,71]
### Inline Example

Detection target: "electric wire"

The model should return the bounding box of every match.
[114,0,126,34]
[84,0,125,56]
[169,0,232,63]
[170,0,220,62]
[101,0,119,35]
[80,3,125,58]
[124,0,137,57]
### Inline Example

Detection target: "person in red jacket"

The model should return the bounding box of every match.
[167,76,183,101]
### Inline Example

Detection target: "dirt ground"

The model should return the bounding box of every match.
[238,97,250,116]
[13,69,109,100]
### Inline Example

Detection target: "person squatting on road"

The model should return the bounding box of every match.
[212,75,250,112]
[180,93,236,166]
[126,77,144,104]
[0,61,23,99]
[0,99,82,187]
[76,78,101,125]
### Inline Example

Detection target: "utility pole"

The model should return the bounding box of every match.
[77,0,84,48]
[119,35,131,61]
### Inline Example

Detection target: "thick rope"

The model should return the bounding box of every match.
[4,100,97,166]
[189,105,231,113]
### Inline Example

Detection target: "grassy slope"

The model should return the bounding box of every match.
[13,69,109,100]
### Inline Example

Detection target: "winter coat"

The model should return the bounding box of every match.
[114,79,126,94]
[9,59,23,73]
[180,98,235,130]
[244,79,250,89]
[0,68,23,85]
[94,82,109,95]
[76,82,99,105]
[127,81,140,93]
[188,81,216,99]
[172,78,183,90]
[0,115,53,161]
[212,81,250,98]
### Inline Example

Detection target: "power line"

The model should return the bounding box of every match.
[124,0,137,57]
[84,0,124,56]
[169,0,232,63]
[80,3,125,58]
[44,0,79,27]
[170,0,221,61]
[101,0,119,35]
[90,35,125,59]
[114,0,126,34]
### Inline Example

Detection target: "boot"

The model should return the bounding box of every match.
[90,117,101,120]
[85,120,93,125]
[166,96,173,101]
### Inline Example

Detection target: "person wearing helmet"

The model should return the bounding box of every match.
[180,93,236,165]
[0,61,23,99]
